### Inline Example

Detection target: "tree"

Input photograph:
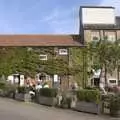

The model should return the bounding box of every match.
[88,38,120,85]
[69,47,87,87]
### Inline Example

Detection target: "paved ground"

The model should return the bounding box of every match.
[0,97,119,120]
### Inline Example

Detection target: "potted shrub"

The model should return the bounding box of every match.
[15,86,31,102]
[4,84,17,98]
[74,89,101,114]
[110,94,120,117]
[38,88,57,106]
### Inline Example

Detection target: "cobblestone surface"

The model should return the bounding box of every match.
[0,97,119,120]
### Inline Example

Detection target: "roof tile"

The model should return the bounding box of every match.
[0,35,82,47]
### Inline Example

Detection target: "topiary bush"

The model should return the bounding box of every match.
[40,88,58,98]
[76,89,100,104]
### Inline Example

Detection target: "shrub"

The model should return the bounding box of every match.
[0,82,6,90]
[40,88,58,98]
[110,94,120,117]
[4,84,17,97]
[85,86,98,90]
[76,89,100,104]
[17,86,26,94]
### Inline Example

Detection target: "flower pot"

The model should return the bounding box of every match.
[74,101,101,114]
[15,93,31,102]
[38,96,57,106]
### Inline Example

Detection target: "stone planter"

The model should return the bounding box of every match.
[15,93,31,102]
[74,101,101,114]
[38,96,57,106]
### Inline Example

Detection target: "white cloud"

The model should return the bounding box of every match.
[100,0,120,15]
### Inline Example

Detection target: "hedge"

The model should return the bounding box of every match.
[40,88,58,98]
[17,86,26,94]
[110,94,120,117]
[76,89,100,104]
[0,82,6,90]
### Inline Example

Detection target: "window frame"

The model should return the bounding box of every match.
[59,49,68,55]
[39,54,47,60]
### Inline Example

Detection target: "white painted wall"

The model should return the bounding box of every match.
[82,7,115,24]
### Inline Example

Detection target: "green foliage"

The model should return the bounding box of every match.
[88,39,120,84]
[17,86,26,94]
[3,84,17,97]
[76,89,100,104]
[39,58,70,76]
[0,47,71,78]
[0,82,6,90]
[69,47,85,87]
[85,86,99,90]
[0,47,40,77]
[110,94,120,117]
[40,88,58,98]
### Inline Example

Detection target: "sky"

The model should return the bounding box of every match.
[0,0,120,34]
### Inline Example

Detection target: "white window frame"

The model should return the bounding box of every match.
[107,34,116,42]
[39,54,47,60]
[59,49,68,55]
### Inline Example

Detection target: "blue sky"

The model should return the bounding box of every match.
[0,0,119,34]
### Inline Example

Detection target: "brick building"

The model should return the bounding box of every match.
[0,35,82,89]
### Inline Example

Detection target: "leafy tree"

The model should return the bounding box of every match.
[88,38,120,85]
[69,47,86,87]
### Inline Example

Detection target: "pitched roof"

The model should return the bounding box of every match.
[0,34,82,47]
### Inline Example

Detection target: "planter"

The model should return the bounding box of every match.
[110,109,120,117]
[74,101,101,114]
[110,94,120,117]
[38,96,57,106]
[15,93,31,102]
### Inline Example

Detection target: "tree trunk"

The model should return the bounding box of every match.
[117,66,120,85]
[104,64,108,88]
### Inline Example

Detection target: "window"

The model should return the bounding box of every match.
[93,36,99,41]
[105,31,116,42]
[39,54,47,60]
[91,31,100,41]
[107,35,116,42]
[108,79,118,86]
[109,80,116,84]
[59,49,68,55]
